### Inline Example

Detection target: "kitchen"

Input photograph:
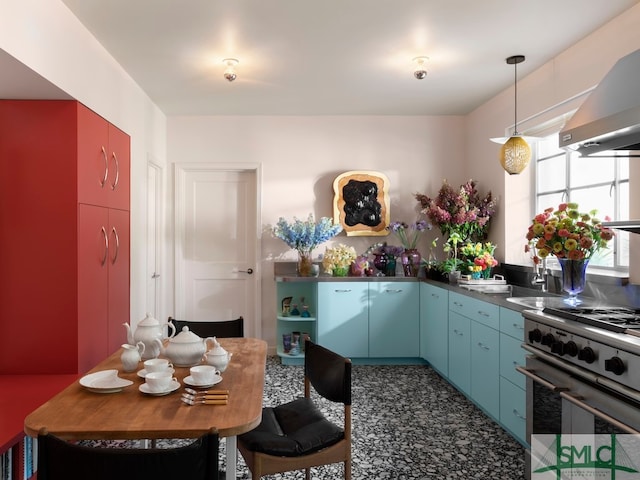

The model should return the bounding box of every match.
[2,1,640,478]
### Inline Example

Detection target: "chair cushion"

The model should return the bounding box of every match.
[239,397,344,457]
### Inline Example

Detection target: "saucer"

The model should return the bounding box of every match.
[137,368,175,379]
[183,374,222,388]
[139,380,180,396]
[80,369,134,393]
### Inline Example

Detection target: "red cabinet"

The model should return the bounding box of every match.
[0,100,130,375]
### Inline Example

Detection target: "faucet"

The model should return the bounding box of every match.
[531,255,549,292]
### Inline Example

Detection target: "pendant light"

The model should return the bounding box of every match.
[499,55,531,175]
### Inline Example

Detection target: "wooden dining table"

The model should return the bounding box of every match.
[24,337,267,480]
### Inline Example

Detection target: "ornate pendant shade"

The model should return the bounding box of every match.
[500,134,531,174]
[499,55,531,175]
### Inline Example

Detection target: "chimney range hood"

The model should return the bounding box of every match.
[559,49,640,156]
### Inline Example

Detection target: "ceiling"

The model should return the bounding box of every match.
[16,1,640,115]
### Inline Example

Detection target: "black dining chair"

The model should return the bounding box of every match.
[238,340,352,479]
[37,428,219,480]
[168,316,244,338]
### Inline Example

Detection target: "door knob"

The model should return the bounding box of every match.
[239,268,254,275]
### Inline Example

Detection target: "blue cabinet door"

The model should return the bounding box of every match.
[471,320,500,419]
[420,283,448,375]
[317,282,369,357]
[448,311,470,394]
[369,282,419,357]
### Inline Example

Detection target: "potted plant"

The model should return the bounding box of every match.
[442,231,463,283]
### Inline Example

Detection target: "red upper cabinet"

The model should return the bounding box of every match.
[0,100,130,375]
[77,104,130,210]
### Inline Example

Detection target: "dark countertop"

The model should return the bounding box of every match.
[274,261,567,312]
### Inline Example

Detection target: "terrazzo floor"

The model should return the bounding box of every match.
[86,356,527,479]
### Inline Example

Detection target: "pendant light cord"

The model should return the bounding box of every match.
[513,60,519,135]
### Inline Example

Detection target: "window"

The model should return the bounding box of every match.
[534,132,629,269]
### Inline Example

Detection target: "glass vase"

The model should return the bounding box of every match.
[332,266,349,277]
[372,253,388,275]
[385,255,396,276]
[297,251,313,277]
[401,249,422,277]
[558,258,589,306]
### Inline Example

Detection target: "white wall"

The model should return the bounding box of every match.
[0,0,168,327]
[168,115,466,345]
[467,3,640,272]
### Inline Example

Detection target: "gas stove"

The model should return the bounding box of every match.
[541,306,640,333]
[522,306,640,397]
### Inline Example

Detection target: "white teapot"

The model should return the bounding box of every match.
[204,337,233,372]
[124,313,176,360]
[154,326,214,367]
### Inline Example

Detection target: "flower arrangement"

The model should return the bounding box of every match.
[460,242,498,278]
[273,214,343,276]
[273,214,343,254]
[386,220,431,250]
[415,179,497,243]
[525,203,615,262]
[322,244,357,276]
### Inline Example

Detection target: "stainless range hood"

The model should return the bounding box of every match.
[559,49,640,156]
[602,220,640,234]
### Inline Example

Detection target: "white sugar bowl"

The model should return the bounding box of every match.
[204,337,233,372]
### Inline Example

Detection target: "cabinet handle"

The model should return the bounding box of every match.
[110,226,120,264]
[385,289,403,293]
[477,342,490,350]
[513,323,524,330]
[100,146,108,188]
[111,152,120,191]
[453,301,463,307]
[100,226,108,266]
[477,310,490,317]
[512,409,525,420]
[453,329,464,336]
[431,293,439,299]
[334,289,352,293]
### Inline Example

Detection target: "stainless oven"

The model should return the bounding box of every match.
[518,306,640,477]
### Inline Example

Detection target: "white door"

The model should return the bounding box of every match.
[174,164,260,338]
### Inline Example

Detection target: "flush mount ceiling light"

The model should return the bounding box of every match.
[223,58,239,82]
[497,55,531,175]
[412,56,429,80]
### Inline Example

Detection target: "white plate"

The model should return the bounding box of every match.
[139,380,181,396]
[183,374,222,388]
[80,369,133,393]
[137,368,175,379]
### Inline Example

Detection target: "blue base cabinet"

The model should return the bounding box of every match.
[420,283,449,375]
[316,281,419,360]
[369,282,419,357]
[448,311,471,395]
[316,282,369,358]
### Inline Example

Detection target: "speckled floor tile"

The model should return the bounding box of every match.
[83,356,526,479]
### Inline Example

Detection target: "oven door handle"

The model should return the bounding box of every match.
[559,391,640,435]
[515,366,569,392]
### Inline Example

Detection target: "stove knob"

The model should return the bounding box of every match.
[551,341,565,355]
[541,333,555,346]
[578,346,596,364]
[565,341,579,357]
[528,328,542,343]
[604,356,626,375]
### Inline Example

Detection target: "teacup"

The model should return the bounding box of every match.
[144,358,173,373]
[145,371,177,393]
[190,365,219,385]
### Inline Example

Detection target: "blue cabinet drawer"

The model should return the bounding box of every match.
[500,308,525,341]
[449,292,499,329]
[500,333,526,389]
